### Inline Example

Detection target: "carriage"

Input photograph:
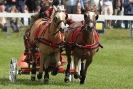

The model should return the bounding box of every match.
[9,48,72,82]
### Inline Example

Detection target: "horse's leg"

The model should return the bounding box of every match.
[64,48,72,82]
[37,54,44,79]
[31,60,36,81]
[51,52,60,76]
[31,47,37,81]
[80,56,93,84]
[44,67,49,84]
[73,56,81,79]
[23,34,28,54]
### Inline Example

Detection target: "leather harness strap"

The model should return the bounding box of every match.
[67,26,102,49]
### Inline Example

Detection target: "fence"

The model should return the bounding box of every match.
[0,13,133,37]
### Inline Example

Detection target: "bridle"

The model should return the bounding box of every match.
[52,11,68,35]
[83,11,96,32]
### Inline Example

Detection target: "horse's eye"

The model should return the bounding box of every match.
[54,17,58,21]
[95,15,99,20]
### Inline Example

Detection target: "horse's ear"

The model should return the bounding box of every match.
[84,14,87,19]
[95,15,99,20]
[81,9,86,14]
[61,5,65,11]
[65,13,68,19]
[94,6,99,20]
[53,5,57,11]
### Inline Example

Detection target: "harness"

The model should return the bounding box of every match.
[36,38,64,48]
[74,29,103,49]
[34,19,64,49]
[66,23,103,50]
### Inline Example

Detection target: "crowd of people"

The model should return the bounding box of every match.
[0,0,133,32]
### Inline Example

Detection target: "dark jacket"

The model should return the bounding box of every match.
[113,0,122,10]
[25,0,36,12]
[124,0,133,15]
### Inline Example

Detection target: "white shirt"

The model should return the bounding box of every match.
[0,12,6,26]
[103,0,112,6]
[66,0,78,6]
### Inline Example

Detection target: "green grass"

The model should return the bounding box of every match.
[0,28,133,89]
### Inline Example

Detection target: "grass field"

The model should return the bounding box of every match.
[0,28,133,89]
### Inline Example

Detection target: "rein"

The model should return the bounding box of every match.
[36,37,64,48]
[75,42,103,49]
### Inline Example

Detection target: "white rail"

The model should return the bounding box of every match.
[0,13,36,18]
[67,14,133,21]
[0,13,132,37]
[0,13,132,21]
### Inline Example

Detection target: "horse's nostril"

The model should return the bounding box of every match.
[60,28,64,33]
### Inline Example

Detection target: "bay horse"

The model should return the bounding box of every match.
[25,5,68,83]
[64,8,103,84]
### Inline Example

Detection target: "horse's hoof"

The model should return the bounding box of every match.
[37,73,42,79]
[44,78,49,84]
[64,77,69,83]
[80,76,86,84]
[31,76,35,81]
[80,80,85,84]
[51,71,58,76]
[51,68,58,76]
[74,73,81,79]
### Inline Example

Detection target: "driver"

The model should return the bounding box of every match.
[31,0,60,22]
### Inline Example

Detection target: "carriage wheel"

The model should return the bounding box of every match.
[9,58,18,83]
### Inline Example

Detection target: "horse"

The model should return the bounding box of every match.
[64,7,103,84]
[25,5,68,83]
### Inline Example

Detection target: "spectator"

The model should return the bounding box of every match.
[5,0,16,12]
[65,0,79,14]
[16,0,25,26]
[76,0,82,14]
[16,0,25,13]
[59,0,65,5]
[35,0,41,13]
[84,0,101,14]
[93,0,102,14]
[77,0,86,13]
[123,0,133,29]
[25,0,36,13]
[113,0,123,28]
[82,0,89,9]
[23,5,30,26]
[101,0,113,29]
[0,3,8,32]
[10,6,19,32]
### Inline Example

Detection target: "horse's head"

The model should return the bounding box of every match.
[83,6,98,31]
[52,5,68,33]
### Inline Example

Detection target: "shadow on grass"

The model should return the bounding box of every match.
[0,77,79,86]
